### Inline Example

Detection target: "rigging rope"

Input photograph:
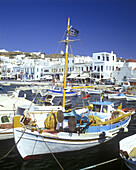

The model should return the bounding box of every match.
[55,29,67,54]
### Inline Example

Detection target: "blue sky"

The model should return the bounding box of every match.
[0,0,136,59]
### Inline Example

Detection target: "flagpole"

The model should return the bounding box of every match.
[62,17,70,111]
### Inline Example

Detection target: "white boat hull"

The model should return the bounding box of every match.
[87,89,102,95]
[108,94,126,99]
[14,128,112,159]
[126,95,136,102]
[46,89,78,97]
[0,128,13,140]
[14,116,131,159]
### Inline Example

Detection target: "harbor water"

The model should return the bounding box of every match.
[0,85,135,170]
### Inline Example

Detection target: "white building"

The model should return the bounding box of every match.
[73,55,93,74]
[15,54,26,60]
[67,55,93,83]
[91,51,124,81]
[19,64,44,80]
[112,58,136,84]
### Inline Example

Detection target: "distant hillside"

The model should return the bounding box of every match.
[0,51,32,58]
[0,51,73,59]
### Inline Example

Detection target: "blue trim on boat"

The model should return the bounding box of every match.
[91,101,113,105]
[47,89,76,94]
[87,117,131,133]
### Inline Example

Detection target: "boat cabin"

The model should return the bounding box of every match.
[90,101,114,122]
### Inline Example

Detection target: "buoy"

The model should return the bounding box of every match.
[88,104,93,111]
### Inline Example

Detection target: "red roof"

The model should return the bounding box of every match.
[126,58,136,62]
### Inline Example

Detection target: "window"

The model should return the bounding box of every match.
[113,56,114,60]
[101,65,103,71]
[102,105,108,113]
[98,56,100,60]
[94,66,96,70]
[109,66,111,70]
[106,66,108,70]
[112,66,114,71]
[106,57,109,61]
[92,105,101,112]
[123,76,127,81]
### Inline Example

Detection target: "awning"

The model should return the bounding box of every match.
[0,75,16,78]
[41,75,52,80]
[76,76,87,79]
[75,73,90,79]
[67,74,79,79]
[80,73,90,78]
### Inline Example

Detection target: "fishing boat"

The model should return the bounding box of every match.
[126,94,136,102]
[0,94,35,140]
[0,91,63,140]
[13,100,134,159]
[46,86,79,97]
[13,18,134,160]
[86,89,102,95]
[107,93,126,99]
[119,134,136,170]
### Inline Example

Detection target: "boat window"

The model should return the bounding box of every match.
[92,105,101,112]
[102,105,108,113]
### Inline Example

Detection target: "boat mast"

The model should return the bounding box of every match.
[62,17,70,111]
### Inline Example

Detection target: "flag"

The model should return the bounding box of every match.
[70,28,79,37]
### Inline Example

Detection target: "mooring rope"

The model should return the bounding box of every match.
[80,157,120,170]
[0,128,26,160]
[42,137,64,170]
[37,126,64,170]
